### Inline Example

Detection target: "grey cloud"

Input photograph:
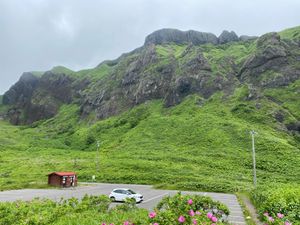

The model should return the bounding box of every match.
[1,0,299,94]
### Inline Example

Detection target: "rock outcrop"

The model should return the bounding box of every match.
[239,32,300,87]
[218,30,239,44]
[144,28,219,45]
[3,27,300,124]
[3,72,39,106]
[2,71,88,124]
[145,29,245,46]
[239,35,257,41]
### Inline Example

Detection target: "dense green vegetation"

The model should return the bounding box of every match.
[0,193,229,225]
[0,26,299,225]
[0,195,147,225]
[279,26,300,40]
[151,192,229,225]
[0,80,299,192]
[251,185,300,224]
[50,66,74,75]
[264,80,300,119]
[154,40,256,77]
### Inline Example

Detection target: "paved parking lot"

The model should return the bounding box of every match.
[0,183,245,224]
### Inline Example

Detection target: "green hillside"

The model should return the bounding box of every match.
[0,26,299,194]
[279,25,300,40]
[0,83,299,192]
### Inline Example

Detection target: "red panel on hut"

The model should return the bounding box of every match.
[48,172,77,187]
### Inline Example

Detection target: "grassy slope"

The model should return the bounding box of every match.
[0,26,299,192]
[0,83,299,192]
[50,66,74,75]
[155,40,256,78]
[279,25,300,40]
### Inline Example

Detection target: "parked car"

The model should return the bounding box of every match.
[109,188,143,203]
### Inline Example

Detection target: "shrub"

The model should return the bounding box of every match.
[251,184,300,224]
[0,193,231,225]
[0,195,111,225]
[150,192,229,224]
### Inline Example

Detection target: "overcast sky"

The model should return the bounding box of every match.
[0,0,299,94]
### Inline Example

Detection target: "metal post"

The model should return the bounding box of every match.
[250,131,257,187]
[73,158,77,170]
[96,141,100,173]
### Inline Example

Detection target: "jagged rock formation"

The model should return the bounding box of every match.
[3,73,39,105]
[2,27,300,125]
[144,28,257,46]
[144,28,219,45]
[3,71,87,124]
[218,30,239,44]
[239,32,300,87]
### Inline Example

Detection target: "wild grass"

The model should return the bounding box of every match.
[0,82,299,193]
[279,26,300,40]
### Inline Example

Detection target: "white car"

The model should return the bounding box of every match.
[109,188,143,203]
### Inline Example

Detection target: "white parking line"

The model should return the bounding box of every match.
[142,193,169,203]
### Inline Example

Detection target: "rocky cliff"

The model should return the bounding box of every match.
[2,27,300,125]
[144,28,251,46]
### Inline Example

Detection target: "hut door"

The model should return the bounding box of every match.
[70,176,75,186]
[66,176,71,187]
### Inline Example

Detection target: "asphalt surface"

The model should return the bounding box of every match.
[0,183,246,225]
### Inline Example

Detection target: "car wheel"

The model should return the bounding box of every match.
[110,197,116,202]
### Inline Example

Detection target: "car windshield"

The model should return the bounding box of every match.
[127,189,136,194]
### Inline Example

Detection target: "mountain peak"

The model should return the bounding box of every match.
[144,28,244,45]
[144,28,218,45]
[218,30,239,44]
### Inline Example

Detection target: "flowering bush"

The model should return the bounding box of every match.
[148,192,229,225]
[0,192,230,225]
[251,185,300,224]
[261,212,293,225]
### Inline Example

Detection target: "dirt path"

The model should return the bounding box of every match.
[240,195,264,225]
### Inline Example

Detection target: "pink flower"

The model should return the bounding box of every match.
[109,224,114,225]
[192,219,197,224]
[277,213,284,219]
[149,212,156,218]
[207,212,213,219]
[263,212,269,217]
[284,222,292,225]
[188,199,193,205]
[211,216,218,223]
[153,223,159,225]
[123,221,130,225]
[196,211,201,215]
[102,224,106,225]
[189,209,195,217]
[212,224,216,225]
[178,215,185,223]
[268,217,274,222]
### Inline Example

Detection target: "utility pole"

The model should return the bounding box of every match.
[250,130,257,187]
[96,140,100,173]
[73,158,77,170]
